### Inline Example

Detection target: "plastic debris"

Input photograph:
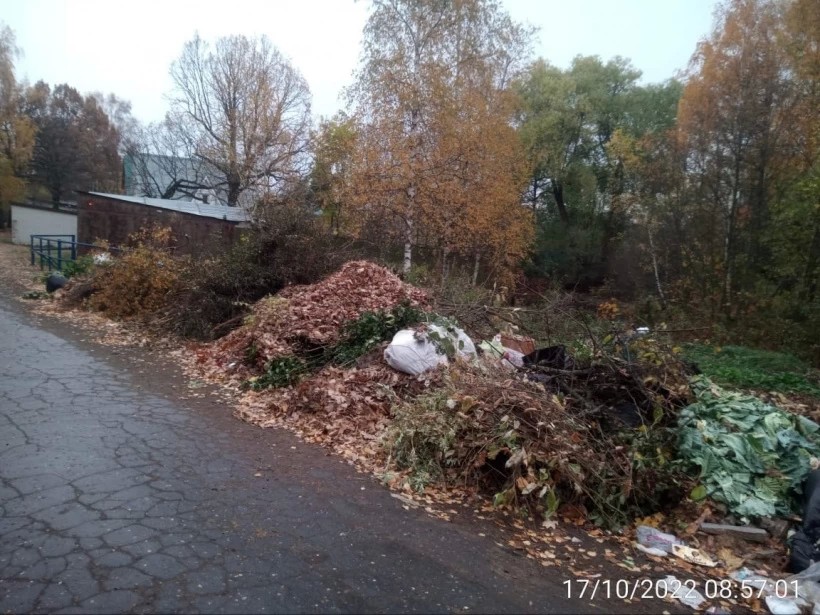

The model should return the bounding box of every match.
[765,596,801,615]
[663,575,706,609]
[384,329,448,376]
[789,468,820,573]
[45,271,67,293]
[793,580,820,614]
[523,345,573,369]
[790,561,820,584]
[635,543,667,557]
[788,565,820,614]
[479,335,525,370]
[731,568,776,593]
[636,525,682,554]
[672,544,718,567]
[385,324,476,376]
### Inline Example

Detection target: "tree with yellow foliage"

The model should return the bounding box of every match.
[345,0,534,283]
[0,24,35,224]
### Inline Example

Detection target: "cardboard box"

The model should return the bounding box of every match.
[500,334,535,356]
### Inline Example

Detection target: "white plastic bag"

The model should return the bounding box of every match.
[636,525,681,554]
[384,329,447,376]
[384,325,475,376]
[479,334,524,369]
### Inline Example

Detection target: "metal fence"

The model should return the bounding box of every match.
[29,234,118,271]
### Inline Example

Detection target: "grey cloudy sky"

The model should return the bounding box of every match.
[3,0,718,124]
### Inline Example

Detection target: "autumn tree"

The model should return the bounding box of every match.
[91,92,139,155]
[778,0,820,306]
[167,33,312,207]
[346,0,534,279]
[678,0,805,319]
[25,81,121,204]
[0,24,34,222]
[604,89,685,306]
[311,114,356,234]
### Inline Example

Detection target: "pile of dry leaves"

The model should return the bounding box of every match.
[186,260,435,468]
[232,350,442,468]
[196,260,428,383]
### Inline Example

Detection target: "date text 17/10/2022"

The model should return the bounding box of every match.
[563,577,800,601]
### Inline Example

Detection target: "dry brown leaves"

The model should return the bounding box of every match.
[229,350,443,471]
[756,389,820,423]
[0,236,45,294]
[276,261,428,344]
[0,241,796,613]
[197,260,428,381]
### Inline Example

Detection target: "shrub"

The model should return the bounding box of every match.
[163,198,352,340]
[329,303,426,366]
[249,356,309,390]
[244,303,428,391]
[61,255,95,279]
[683,344,820,397]
[385,357,691,529]
[89,226,183,319]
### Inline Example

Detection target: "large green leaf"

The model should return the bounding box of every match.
[677,377,820,519]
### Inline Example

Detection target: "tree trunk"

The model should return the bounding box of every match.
[801,220,820,303]
[403,214,413,275]
[529,175,540,213]
[721,156,742,320]
[441,247,450,282]
[227,179,241,207]
[551,179,569,225]
[228,102,239,206]
[647,225,668,309]
[472,251,481,286]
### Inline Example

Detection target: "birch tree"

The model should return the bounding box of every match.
[347,0,534,276]
[678,0,801,318]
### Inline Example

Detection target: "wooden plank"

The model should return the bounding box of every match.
[699,523,769,543]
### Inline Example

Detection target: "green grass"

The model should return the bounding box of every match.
[683,344,820,398]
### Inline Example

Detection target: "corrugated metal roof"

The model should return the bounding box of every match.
[83,192,251,223]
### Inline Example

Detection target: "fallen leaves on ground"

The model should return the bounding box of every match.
[0,243,798,615]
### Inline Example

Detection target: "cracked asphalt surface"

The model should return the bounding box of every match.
[0,292,597,614]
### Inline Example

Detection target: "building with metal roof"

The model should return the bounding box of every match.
[76,191,250,257]
[81,191,251,223]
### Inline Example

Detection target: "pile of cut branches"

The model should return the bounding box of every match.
[386,355,694,529]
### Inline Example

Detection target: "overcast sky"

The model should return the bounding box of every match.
[4,0,718,125]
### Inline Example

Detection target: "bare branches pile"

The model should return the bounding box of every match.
[387,357,694,528]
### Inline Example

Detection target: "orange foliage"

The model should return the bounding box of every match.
[344,0,534,284]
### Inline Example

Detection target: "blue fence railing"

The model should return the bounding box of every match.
[29,234,118,271]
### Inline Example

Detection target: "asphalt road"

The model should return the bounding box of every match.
[0,292,612,614]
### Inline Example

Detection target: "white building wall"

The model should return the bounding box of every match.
[11,205,78,245]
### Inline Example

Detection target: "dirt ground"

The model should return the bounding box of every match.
[0,232,46,293]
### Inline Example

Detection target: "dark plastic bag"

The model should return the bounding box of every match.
[788,469,820,573]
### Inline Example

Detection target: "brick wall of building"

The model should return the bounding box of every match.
[77,195,244,256]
